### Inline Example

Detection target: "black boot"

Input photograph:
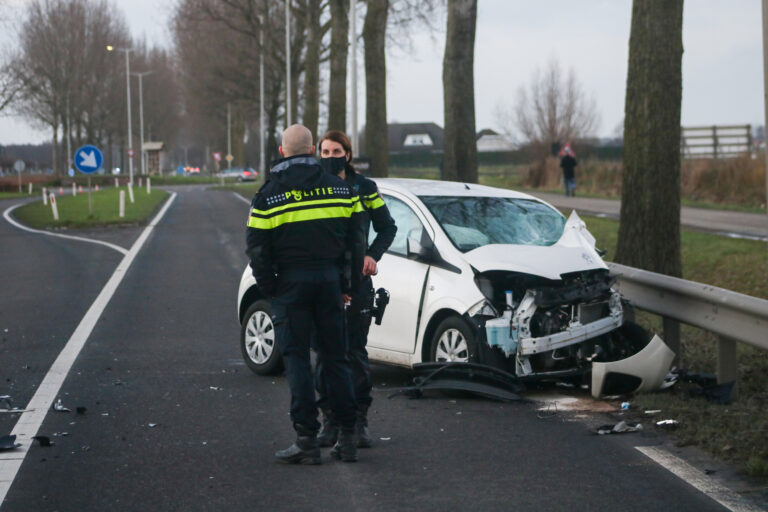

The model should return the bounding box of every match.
[317,409,339,448]
[355,408,372,448]
[275,426,321,465]
[330,427,358,462]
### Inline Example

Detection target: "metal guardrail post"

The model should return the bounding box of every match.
[717,336,738,398]
[662,316,681,366]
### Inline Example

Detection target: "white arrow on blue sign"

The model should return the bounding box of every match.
[74,145,103,174]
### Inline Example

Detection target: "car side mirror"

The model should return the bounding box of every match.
[407,235,435,261]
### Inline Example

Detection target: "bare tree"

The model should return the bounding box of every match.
[499,59,598,155]
[615,0,684,278]
[442,0,477,183]
[362,0,388,177]
[327,0,348,131]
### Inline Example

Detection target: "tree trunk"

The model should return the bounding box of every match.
[363,0,389,177]
[302,0,322,140]
[51,123,59,176]
[615,0,684,277]
[442,0,478,183]
[328,0,349,131]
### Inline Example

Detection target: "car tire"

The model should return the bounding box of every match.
[241,300,283,375]
[429,316,478,363]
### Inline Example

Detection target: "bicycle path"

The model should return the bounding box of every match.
[529,191,768,240]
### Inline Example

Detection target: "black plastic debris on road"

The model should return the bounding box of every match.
[76,407,87,415]
[388,362,525,403]
[0,434,21,451]
[32,436,54,447]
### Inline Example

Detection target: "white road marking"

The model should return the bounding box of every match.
[3,204,128,255]
[0,193,177,506]
[232,191,251,204]
[636,446,766,512]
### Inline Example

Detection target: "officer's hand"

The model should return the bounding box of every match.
[341,293,352,305]
[362,256,377,276]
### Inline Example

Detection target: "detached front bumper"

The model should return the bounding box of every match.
[591,334,675,398]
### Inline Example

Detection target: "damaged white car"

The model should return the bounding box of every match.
[237,179,675,397]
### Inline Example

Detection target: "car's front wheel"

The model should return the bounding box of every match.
[241,300,283,375]
[430,316,478,363]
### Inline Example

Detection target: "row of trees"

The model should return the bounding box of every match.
[172,0,442,177]
[3,0,181,174]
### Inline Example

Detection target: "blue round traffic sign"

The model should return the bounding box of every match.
[74,145,103,174]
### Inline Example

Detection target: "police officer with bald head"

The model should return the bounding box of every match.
[246,124,366,464]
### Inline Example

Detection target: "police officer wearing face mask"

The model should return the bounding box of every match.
[246,124,366,464]
[315,130,397,449]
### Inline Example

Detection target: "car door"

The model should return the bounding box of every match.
[367,193,432,355]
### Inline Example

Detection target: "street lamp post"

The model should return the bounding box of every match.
[107,45,134,185]
[260,23,265,175]
[286,0,291,127]
[131,71,154,177]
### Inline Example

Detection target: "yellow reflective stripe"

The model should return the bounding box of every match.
[363,192,379,200]
[252,196,355,216]
[364,197,385,209]
[352,197,365,213]
[248,205,355,229]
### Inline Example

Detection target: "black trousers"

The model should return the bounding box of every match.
[272,270,356,431]
[316,276,375,412]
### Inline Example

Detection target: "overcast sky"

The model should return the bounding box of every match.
[0,0,763,144]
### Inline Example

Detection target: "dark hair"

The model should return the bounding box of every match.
[319,130,355,176]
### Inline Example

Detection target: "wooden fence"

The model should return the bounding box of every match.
[681,124,753,159]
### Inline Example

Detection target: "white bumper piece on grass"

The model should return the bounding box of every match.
[591,334,675,398]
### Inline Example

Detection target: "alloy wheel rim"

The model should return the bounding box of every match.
[244,310,275,364]
[435,328,468,362]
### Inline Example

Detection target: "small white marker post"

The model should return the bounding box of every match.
[119,190,125,218]
[28,183,32,195]
[114,178,119,188]
[128,182,135,203]
[72,183,77,196]
[146,177,151,194]
[42,187,47,206]
[139,177,143,187]
[50,193,59,221]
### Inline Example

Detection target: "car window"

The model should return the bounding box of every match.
[419,196,565,252]
[379,195,424,256]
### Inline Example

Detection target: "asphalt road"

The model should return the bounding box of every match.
[0,187,763,511]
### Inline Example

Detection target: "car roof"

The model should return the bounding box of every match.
[372,178,541,200]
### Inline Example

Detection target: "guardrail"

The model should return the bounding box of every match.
[607,262,768,394]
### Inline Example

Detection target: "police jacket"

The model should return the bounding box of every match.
[245,155,366,296]
[344,171,396,262]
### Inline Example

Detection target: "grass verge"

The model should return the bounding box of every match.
[583,214,768,478]
[12,187,169,229]
[0,192,34,200]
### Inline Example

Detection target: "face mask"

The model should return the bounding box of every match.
[320,156,347,175]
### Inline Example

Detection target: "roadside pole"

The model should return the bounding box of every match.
[763,0,768,254]
[119,190,125,218]
[42,188,47,206]
[147,177,151,194]
[87,177,93,215]
[128,182,134,203]
[14,160,24,193]
[50,193,59,221]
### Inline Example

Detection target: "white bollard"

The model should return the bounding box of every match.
[128,183,135,203]
[28,182,32,194]
[114,178,119,188]
[95,184,99,192]
[139,177,143,187]
[146,177,151,194]
[119,190,125,218]
[42,187,47,206]
[50,193,59,221]
[72,183,77,196]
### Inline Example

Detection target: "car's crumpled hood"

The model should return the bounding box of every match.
[462,211,607,280]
